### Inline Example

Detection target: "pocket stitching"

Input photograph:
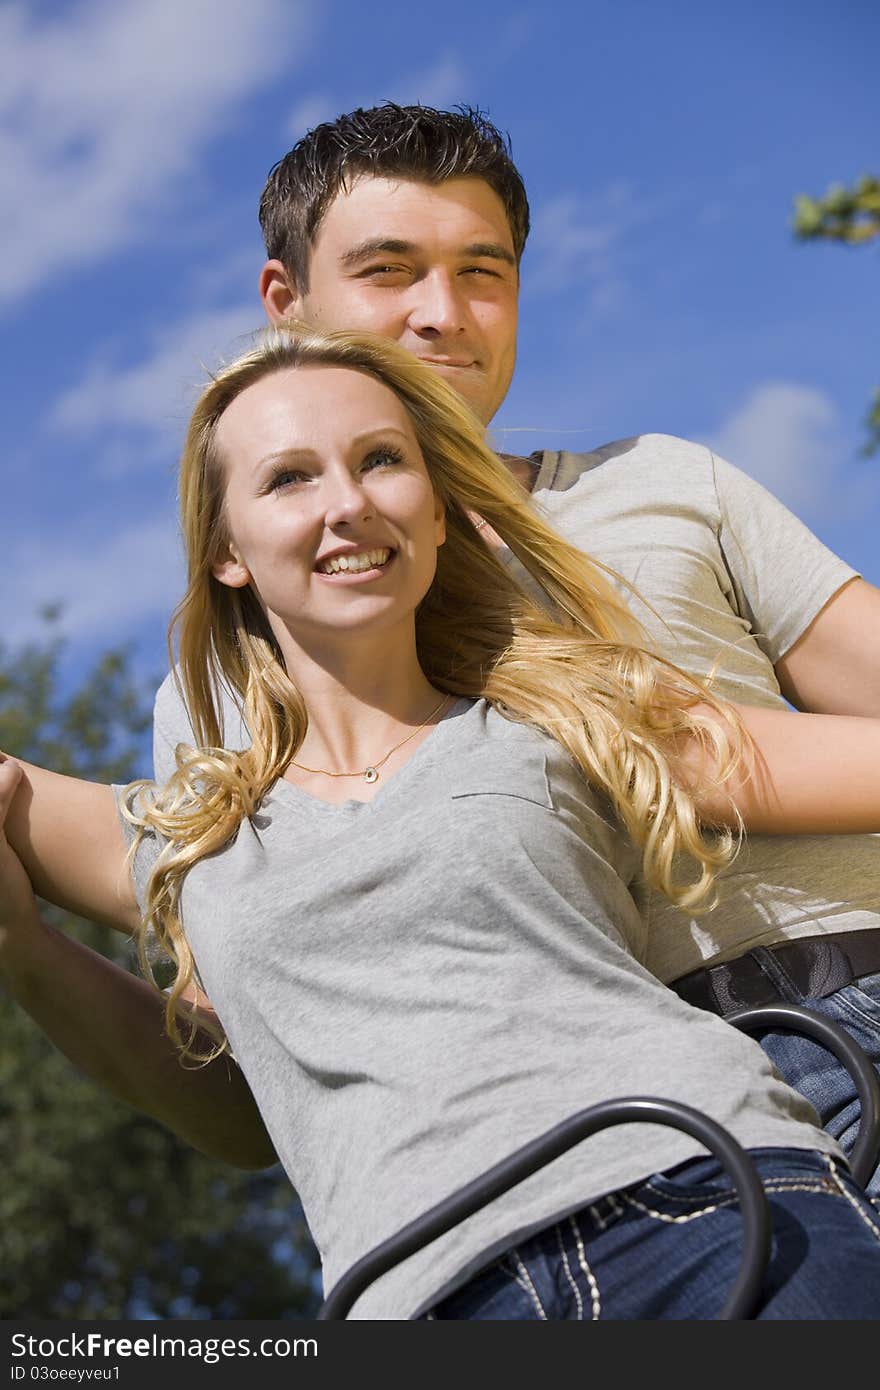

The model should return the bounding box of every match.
[835,985,880,1031]
[449,753,554,811]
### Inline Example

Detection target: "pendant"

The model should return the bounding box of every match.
[364,767,379,784]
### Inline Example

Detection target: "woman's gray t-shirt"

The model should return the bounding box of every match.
[118,699,834,1319]
[152,436,875,985]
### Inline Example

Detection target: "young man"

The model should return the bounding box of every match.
[5,105,880,1192]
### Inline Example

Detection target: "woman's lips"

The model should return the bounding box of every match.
[315,547,394,578]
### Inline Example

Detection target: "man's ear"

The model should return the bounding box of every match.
[211,545,251,590]
[260,259,303,324]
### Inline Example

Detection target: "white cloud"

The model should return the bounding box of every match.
[50,304,264,447]
[286,93,336,139]
[186,247,267,308]
[283,56,474,159]
[494,12,537,65]
[709,381,842,518]
[408,54,470,108]
[6,514,184,648]
[526,181,652,300]
[0,0,311,307]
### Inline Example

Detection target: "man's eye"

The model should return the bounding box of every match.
[360,264,409,279]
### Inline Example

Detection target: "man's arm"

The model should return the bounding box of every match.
[0,761,277,1170]
[682,699,880,834]
[775,577,880,716]
[709,451,873,714]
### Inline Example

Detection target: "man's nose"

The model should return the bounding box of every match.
[407,271,467,337]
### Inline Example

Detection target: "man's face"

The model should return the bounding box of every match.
[263,176,519,424]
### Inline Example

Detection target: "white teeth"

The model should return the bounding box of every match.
[318,548,391,575]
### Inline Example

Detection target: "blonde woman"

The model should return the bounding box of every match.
[4,326,880,1320]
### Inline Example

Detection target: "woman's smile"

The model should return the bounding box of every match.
[314,545,395,578]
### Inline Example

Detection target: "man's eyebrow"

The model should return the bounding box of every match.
[339,238,516,269]
[339,239,416,268]
[461,242,517,268]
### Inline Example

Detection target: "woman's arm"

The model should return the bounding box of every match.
[0,762,277,1169]
[682,701,880,834]
[1,754,140,934]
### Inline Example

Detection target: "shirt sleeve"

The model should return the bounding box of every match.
[112,787,216,1010]
[152,670,252,784]
[711,450,859,664]
[152,671,194,785]
[112,783,165,916]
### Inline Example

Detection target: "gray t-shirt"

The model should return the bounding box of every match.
[152,434,874,982]
[122,698,833,1320]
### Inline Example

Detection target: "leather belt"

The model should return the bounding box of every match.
[670,929,880,1018]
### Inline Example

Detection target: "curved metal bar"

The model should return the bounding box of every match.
[727,1002,880,1190]
[318,1097,771,1321]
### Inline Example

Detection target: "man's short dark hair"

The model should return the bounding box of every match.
[259,103,530,293]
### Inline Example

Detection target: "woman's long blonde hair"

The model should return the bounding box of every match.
[122,323,743,1057]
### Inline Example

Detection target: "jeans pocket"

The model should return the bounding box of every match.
[841,971,880,1024]
[625,1156,739,1217]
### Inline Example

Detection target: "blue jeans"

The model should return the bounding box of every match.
[748,970,880,1204]
[423,1149,880,1320]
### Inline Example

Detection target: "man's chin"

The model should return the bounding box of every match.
[421,361,495,422]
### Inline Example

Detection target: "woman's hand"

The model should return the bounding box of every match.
[0,757,44,973]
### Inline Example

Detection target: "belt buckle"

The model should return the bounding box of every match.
[709,958,778,1014]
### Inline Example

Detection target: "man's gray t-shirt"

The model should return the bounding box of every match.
[152,435,874,982]
[121,699,832,1320]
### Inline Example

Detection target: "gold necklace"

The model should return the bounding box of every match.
[289,693,452,784]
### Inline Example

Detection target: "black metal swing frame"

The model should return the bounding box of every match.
[318,1003,880,1321]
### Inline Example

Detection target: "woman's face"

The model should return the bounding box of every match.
[211,364,446,654]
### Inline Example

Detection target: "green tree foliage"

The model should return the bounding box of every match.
[0,618,320,1318]
[793,175,880,245]
[793,175,880,456]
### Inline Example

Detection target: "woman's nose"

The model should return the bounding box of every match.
[322,469,374,527]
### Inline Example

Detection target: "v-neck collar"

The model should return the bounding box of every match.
[267,697,475,818]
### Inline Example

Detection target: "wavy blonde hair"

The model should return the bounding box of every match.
[122,323,743,1058]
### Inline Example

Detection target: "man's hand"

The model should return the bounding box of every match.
[466,510,504,550]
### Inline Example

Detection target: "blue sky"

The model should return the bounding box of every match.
[4,0,878,733]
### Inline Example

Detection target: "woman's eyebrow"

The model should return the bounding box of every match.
[255,427,412,472]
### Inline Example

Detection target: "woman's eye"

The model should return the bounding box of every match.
[269,470,308,492]
[362,446,404,472]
